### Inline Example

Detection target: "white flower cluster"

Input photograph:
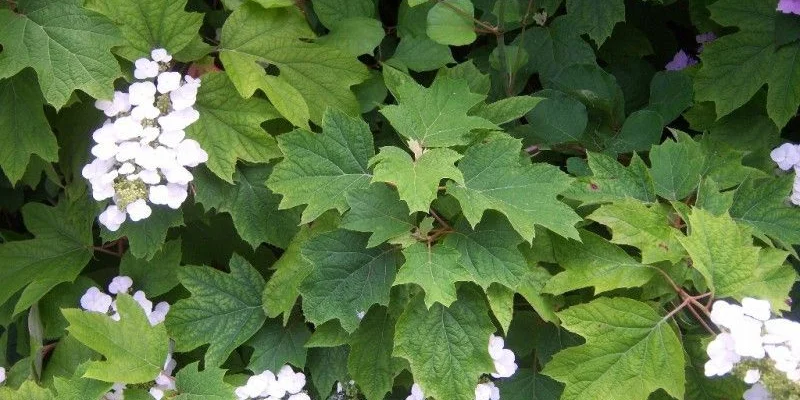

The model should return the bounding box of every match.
[770,143,800,205]
[0,367,5,385]
[235,364,310,400]
[705,298,800,400]
[406,334,517,400]
[83,48,207,231]
[103,349,177,400]
[80,276,170,326]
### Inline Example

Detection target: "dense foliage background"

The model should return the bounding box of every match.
[1,0,799,399]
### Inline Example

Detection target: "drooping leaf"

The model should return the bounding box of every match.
[174,362,236,400]
[246,317,311,372]
[565,0,624,45]
[193,165,301,249]
[102,207,183,261]
[166,254,267,366]
[447,137,581,241]
[543,297,685,400]
[0,0,122,108]
[347,307,406,400]
[0,70,58,184]
[300,229,400,332]
[185,72,282,183]
[371,147,464,213]
[394,287,495,400]
[268,108,374,224]
[119,240,182,297]
[395,243,472,308]
[341,183,415,248]
[63,294,170,383]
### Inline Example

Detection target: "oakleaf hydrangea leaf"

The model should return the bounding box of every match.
[649,136,704,201]
[119,240,181,297]
[52,364,112,400]
[730,175,800,247]
[447,137,581,241]
[381,68,497,147]
[426,0,476,46]
[246,318,311,373]
[186,72,282,183]
[370,147,464,213]
[174,362,236,400]
[300,229,400,332]
[83,0,203,60]
[0,70,58,184]
[565,152,656,204]
[544,230,656,295]
[0,0,122,109]
[564,0,624,46]
[347,307,406,400]
[312,0,376,27]
[0,200,93,315]
[542,297,685,400]
[193,165,301,249]
[0,380,54,400]
[394,287,495,400]
[497,369,563,400]
[268,109,374,224]
[63,294,170,383]
[102,207,183,261]
[742,248,796,312]
[395,243,472,308]
[341,183,415,248]
[166,254,266,366]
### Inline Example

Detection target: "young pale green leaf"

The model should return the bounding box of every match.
[486,283,515,334]
[447,137,581,242]
[395,243,472,308]
[219,3,368,124]
[347,307,406,400]
[174,362,236,400]
[341,183,415,248]
[246,317,311,372]
[370,147,464,213]
[63,294,170,383]
[498,368,563,400]
[588,200,685,264]
[742,248,796,312]
[394,287,495,400]
[381,68,497,147]
[268,109,374,224]
[730,175,800,247]
[544,230,656,295]
[300,229,400,332]
[193,165,301,249]
[542,297,685,400]
[119,240,182,297]
[676,209,759,298]
[0,200,93,314]
[83,0,203,59]
[102,207,183,260]
[649,137,704,201]
[0,70,58,184]
[426,0,477,46]
[185,72,282,183]
[565,152,656,204]
[166,255,266,366]
[0,0,122,109]
[564,0,624,45]
[0,380,54,400]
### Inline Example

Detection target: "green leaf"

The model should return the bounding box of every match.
[683,336,746,400]
[307,346,349,397]
[174,362,236,400]
[300,229,400,332]
[675,209,759,298]
[389,36,455,72]
[268,109,374,224]
[394,287,495,400]
[0,0,122,108]
[83,0,203,59]
[52,364,112,400]
[550,64,625,126]
[219,3,369,124]
[0,200,93,314]
[0,70,58,184]
[427,0,477,46]
[730,175,800,247]
[742,248,796,312]
[341,183,415,248]
[0,380,53,400]
[102,207,183,260]
[41,334,98,384]
[247,317,311,372]
[193,165,301,249]
[604,110,663,154]
[543,297,685,400]
[471,96,543,125]
[371,147,464,213]
[166,255,267,366]
[566,152,656,204]
[185,72,281,183]
[515,19,595,84]
[119,240,182,297]
[63,294,170,383]
[544,230,656,295]
[645,71,693,124]
[486,283,515,334]
[588,200,685,264]
[316,17,384,57]
[523,90,588,145]
[565,0,624,45]
[395,243,472,308]
[312,0,375,27]
[447,137,581,241]
[649,136,704,201]
[498,369,563,400]
[381,68,497,147]
[306,320,350,348]
[347,307,406,400]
